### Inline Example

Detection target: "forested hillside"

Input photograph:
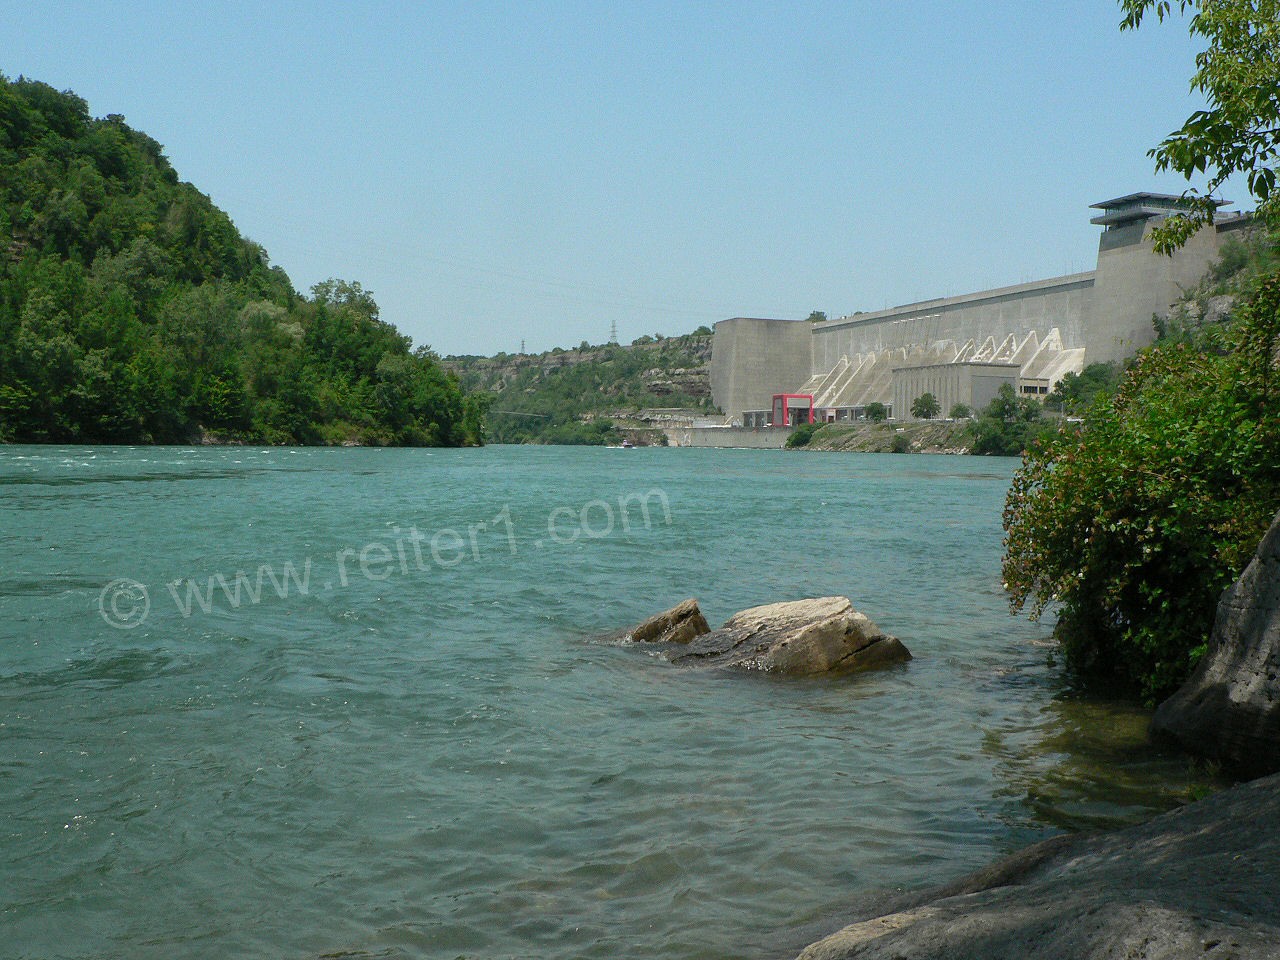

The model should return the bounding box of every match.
[0,75,481,446]
[446,332,713,444]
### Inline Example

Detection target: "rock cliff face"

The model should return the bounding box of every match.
[1151,509,1280,777]
[793,773,1280,960]
[614,597,911,676]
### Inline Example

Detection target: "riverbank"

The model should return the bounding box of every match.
[795,421,972,454]
[792,771,1280,959]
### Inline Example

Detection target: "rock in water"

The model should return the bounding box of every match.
[670,597,910,675]
[1152,510,1280,777]
[606,597,711,645]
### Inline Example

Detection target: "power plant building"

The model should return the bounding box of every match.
[710,194,1251,424]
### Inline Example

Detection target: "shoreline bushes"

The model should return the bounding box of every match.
[1002,272,1280,701]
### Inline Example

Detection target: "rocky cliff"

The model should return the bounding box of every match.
[1151,509,1280,777]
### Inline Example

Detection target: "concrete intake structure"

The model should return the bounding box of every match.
[710,194,1252,424]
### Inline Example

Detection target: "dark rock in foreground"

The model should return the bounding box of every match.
[1152,509,1280,778]
[619,597,910,676]
[794,773,1280,959]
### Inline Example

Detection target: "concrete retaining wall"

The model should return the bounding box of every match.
[664,426,793,449]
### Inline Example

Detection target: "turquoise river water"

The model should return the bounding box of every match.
[1,445,1218,959]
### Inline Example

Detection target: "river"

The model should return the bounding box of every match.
[0,445,1217,959]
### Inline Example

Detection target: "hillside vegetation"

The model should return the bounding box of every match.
[446,332,713,444]
[0,75,480,446]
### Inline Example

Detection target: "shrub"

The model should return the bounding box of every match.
[1045,362,1123,414]
[969,384,1053,456]
[1002,272,1280,701]
[786,422,820,448]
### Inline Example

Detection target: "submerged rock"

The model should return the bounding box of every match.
[792,772,1280,959]
[1152,509,1280,778]
[613,596,910,676]
[610,597,710,645]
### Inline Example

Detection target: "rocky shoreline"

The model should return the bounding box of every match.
[788,508,1280,959]
[796,421,972,454]
[611,511,1280,958]
[791,772,1280,959]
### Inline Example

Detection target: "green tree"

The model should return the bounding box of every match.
[806,311,828,323]
[1003,274,1280,700]
[911,392,940,419]
[969,384,1049,456]
[949,402,972,419]
[1045,362,1124,414]
[864,401,888,422]
[1120,0,1280,251]
[460,392,493,446]
[0,76,476,447]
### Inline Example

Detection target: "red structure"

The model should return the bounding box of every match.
[771,393,814,426]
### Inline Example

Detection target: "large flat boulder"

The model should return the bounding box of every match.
[793,773,1280,959]
[670,597,910,675]
[606,596,908,676]
[1151,510,1280,777]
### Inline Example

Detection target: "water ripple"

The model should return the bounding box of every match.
[0,445,1228,960]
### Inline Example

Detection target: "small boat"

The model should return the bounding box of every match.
[621,439,636,449]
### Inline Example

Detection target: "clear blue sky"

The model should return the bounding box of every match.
[4,1,1219,356]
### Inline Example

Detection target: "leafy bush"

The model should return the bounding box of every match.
[865,402,888,422]
[968,384,1053,456]
[949,403,972,420]
[786,422,820,448]
[890,433,912,453]
[1003,272,1280,701]
[1045,362,1123,414]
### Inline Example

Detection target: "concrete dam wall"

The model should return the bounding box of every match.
[710,194,1251,424]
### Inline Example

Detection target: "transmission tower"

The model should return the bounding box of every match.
[609,319,618,344]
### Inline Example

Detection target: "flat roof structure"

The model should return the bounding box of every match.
[1089,192,1231,228]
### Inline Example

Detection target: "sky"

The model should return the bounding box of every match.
[2,1,1223,357]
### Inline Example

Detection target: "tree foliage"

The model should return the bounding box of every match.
[1003,273,1280,700]
[910,392,940,419]
[1045,362,1124,414]
[0,75,478,446]
[864,401,888,422]
[1120,0,1280,251]
[969,384,1053,456]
